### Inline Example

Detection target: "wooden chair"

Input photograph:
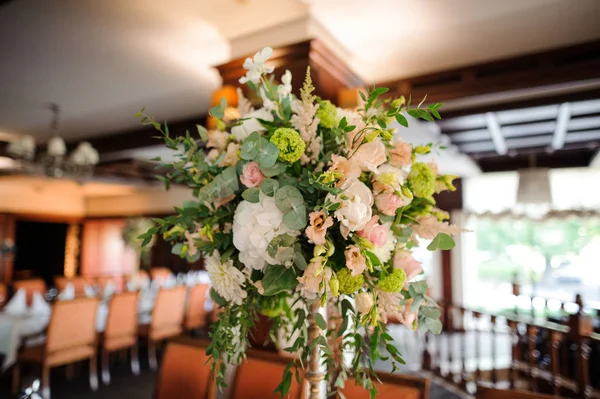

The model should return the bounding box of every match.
[12,298,100,399]
[154,338,214,399]
[0,282,7,309]
[139,286,187,369]
[96,274,124,293]
[476,386,567,399]
[99,291,140,385]
[230,349,305,399]
[340,373,430,399]
[184,284,209,333]
[13,279,46,306]
[54,276,90,297]
[150,267,172,284]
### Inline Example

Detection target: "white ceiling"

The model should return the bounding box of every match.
[0,0,599,143]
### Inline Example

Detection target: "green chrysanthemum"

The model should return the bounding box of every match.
[270,128,306,163]
[409,162,436,198]
[317,100,337,129]
[337,268,365,295]
[378,268,407,293]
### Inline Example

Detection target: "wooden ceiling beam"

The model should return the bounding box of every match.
[380,40,600,114]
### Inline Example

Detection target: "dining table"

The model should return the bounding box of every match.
[0,271,212,372]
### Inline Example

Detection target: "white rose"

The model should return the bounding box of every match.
[327,178,373,238]
[355,292,374,315]
[231,108,274,141]
[353,139,387,172]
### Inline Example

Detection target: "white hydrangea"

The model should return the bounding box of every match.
[371,223,395,264]
[205,250,247,305]
[233,193,299,271]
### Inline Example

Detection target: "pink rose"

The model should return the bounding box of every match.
[345,245,367,277]
[240,161,265,188]
[305,211,334,246]
[357,216,388,246]
[389,139,412,167]
[375,192,405,216]
[393,251,422,282]
[352,139,387,172]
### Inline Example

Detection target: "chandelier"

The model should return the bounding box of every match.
[5,103,99,178]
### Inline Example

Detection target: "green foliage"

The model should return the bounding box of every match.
[427,233,456,251]
[262,265,298,296]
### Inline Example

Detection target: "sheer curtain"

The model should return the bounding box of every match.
[464,167,600,214]
[460,167,600,309]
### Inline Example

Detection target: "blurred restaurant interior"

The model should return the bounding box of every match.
[0,0,599,398]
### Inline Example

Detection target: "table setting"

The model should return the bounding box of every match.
[0,270,212,372]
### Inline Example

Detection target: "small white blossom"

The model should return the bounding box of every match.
[278,69,292,99]
[239,47,274,84]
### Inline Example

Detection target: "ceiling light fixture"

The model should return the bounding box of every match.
[4,103,99,178]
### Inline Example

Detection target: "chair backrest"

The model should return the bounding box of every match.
[477,387,566,399]
[46,298,99,354]
[13,278,46,306]
[150,267,172,283]
[340,373,430,399]
[185,284,209,330]
[0,283,6,308]
[154,339,213,399]
[96,275,124,292]
[151,286,187,336]
[104,292,138,347]
[231,350,305,399]
[54,276,90,297]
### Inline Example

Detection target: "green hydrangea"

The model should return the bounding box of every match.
[409,162,436,198]
[317,100,337,129]
[259,294,287,317]
[270,128,306,163]
[378,268,406,292]
[338,268,365,295]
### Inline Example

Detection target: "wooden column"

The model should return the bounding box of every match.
[435,179,463,307]
[0,214,16,284]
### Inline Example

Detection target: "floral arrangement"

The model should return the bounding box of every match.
[138,47,460,397]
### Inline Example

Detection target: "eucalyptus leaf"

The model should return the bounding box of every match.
[260,179,279,197]
[425,318,443,334]
[275,186,304,213]
[257,142,280,168]
[283,206,307,230]
[427,233,455,251]
[411,280,429,295]
[293,251,307,270]
[242,187,260,203]
[421,307,441,319]
[259,162,287,177]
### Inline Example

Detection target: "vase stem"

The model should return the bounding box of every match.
[307,300,324,399]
